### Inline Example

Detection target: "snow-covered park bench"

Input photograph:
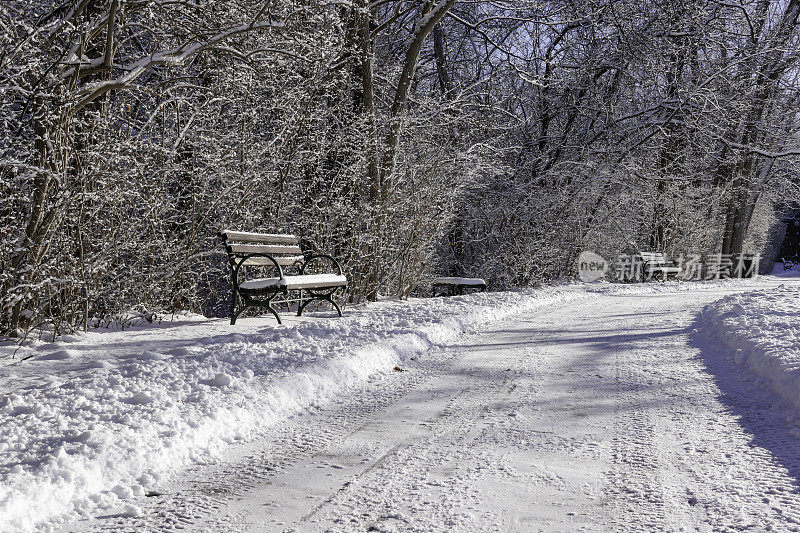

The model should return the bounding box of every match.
[432,276,487,296]
[221,230,347,325]
[639,252,681,281]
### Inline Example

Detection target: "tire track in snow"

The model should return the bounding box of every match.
[297,358,520,531]
[65,281,800,532]
[599,291,800,532]
[607,351,667,532]
[64,344,479,532]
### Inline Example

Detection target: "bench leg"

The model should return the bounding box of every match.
[232,292,283,325]
[230,288,240,325]
[264,291,283,324]
[265,303,282,325]
[297,297,311,316]
[231,303,246,325]
[298,290,343,318]
[328,294,343,317]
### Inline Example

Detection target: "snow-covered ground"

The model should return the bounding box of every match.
[0,284,623,531]
[702,284,800,417]
[2,277,799,531]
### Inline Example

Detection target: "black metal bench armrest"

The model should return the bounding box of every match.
[300,254,343,276]
[232,252,285,286]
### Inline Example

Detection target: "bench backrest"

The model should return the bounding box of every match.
[221,230,305,267]
[639,251,667,264]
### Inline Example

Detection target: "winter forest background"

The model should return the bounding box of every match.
[1,0,800,337]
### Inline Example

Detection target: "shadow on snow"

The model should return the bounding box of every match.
[689,318,800,492]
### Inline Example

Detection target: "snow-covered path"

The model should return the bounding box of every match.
[71,283,800,532]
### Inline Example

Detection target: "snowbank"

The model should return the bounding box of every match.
[701,284,800,414]
[0,278,762,531]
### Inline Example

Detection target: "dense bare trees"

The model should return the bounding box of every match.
[444,0,800,283]
[1,0,799,337]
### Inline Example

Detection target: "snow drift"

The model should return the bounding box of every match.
[702,284,800,413]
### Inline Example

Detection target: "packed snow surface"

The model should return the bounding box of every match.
[0,278,789,531]
[703,284,800,414]
[0,284,601,531]
[49,277,800,532]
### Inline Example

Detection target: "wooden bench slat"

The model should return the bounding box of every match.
[640,252,667,263]
[228,243,303,255]
[222,230,299,245]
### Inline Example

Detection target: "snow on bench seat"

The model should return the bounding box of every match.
[433,277,486,286]
[239,274,348,291]
[432,277,487,297]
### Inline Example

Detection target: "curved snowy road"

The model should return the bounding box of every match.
[77,283,800,532]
